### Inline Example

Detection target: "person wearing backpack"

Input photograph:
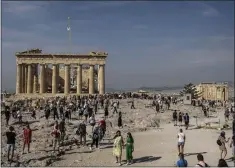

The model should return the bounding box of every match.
[176,153,188,167]
[195,153,209,167]
[217,131,230,159]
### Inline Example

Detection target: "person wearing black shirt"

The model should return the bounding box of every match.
[5,106,10,126]
[6,126,16,161]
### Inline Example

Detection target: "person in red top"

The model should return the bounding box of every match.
[51,121,60,152]
[99,118,106,136]
[22,124,32,154]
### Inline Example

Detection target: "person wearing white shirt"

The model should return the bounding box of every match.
[177,129,186,155]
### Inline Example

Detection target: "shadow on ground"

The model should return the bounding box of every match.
[184,152,207,157]
[133,156,161,163]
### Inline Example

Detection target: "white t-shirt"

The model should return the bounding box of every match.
[178,133,185,143]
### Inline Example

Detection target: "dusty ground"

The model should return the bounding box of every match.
[1,99,234,167]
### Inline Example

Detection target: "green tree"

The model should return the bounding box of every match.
[180,83,200,99]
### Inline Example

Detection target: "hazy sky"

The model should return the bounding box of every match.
[2,1,234,91]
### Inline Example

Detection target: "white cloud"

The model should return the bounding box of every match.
[202,7,219,17]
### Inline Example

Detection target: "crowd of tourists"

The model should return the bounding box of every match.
[1,92,234,167]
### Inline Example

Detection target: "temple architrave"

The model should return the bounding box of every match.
[15,49,108,95]
[195,82,229,101]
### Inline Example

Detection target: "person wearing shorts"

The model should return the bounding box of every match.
[177,129,185,155]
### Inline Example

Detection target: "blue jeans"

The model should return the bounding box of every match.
[7,144,15,160]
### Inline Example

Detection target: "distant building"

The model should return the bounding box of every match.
[195,82,229,101]
[183,93,192,105]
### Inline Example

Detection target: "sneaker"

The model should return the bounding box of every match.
[119,163,122,166]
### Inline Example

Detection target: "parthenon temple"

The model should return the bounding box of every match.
[15,49,108,95]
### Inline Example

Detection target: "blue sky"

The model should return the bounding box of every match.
[2,1,234,91]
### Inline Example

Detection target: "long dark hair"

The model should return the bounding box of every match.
[218,159,228,167]
[127,132,134,142]
[113,130,121,139]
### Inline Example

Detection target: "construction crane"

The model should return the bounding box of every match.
[67,16,72,53]
[67,17,76,87]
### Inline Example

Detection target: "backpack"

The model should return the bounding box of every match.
[217,139,222,146]
[77,123,86,135]
[197,163,209,167]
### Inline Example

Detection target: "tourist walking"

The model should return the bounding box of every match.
[22,124,32,154]
[230,134,235,160]
[217,131,230,159]
[90,126,99,150]
[178,112,183,127]
[59,119,66,145]
[113,130,124,166]
[173,110,178,126]
[51,121,60,152]
[176,153,188,167]
[6,126,16,161]
[177,129,185,155]
[5,106,10,126]
[125,132,134,165]
[89,114,96,132]
[118,112,123,128]
[184,113,189,130]
[130,99,135,109]
[76,121,87,146]
[195,153,209,167]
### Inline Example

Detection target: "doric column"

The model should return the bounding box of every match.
[21,64,25,93]
[56,65,60,84]
[39,64,45,93]
[44,65,48,93]
[52,64,58,94]
[64,64,70,94]
[98,64,105,94]
[89,65,95,94]
[33,75,38,93]
[76,64,82,94]
[16,63,22,94]
[27,64,33,93]
[25,65,28,92]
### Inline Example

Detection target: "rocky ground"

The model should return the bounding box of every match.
[1,98,234,167]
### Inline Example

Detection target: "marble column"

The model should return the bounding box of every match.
[39,64,45,93]
[52,64,58,94]
[16,63,22,94]
[56,65,60,84]
[89,65,94,94]
[21,64,25,93]
[44,65,48,93]
[27,64,33,93]
[25,65,28,92]
[98,64,105,94]
[33,75,38,93]
[64,64,70,94]
[76,64,82,94]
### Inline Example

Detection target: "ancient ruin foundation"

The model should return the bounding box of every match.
[15,49,108,95]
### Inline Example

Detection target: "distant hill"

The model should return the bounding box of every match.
[137,86,183,91]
